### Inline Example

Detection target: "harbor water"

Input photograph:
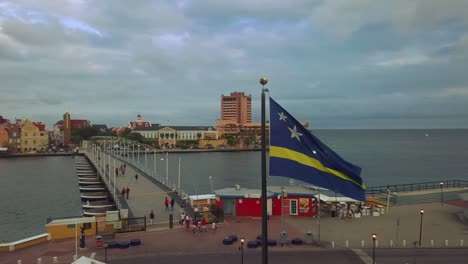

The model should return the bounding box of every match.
[1,129,468,242]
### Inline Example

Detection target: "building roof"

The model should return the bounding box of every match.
[71,119,89,128]
[54,120,63,126]
[214,187,275,198]
[268,185,319,197]
[0,116,10,125]
[33,122,46,131]
[129,121,151,129]
[91,124,108,130]
[134,125,215,132]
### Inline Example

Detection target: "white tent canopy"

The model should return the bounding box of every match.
[72,256,106,264]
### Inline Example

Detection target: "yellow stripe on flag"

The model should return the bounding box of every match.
[270,146,365,190]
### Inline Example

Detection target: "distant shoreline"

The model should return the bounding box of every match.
[0,152,78,159]
[0,148,262,158]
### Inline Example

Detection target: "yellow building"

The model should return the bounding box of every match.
[21,120,49,152]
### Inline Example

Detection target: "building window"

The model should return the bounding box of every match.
[33,140,36,144]
[24,132,28,137]
[24,140,28,145]
[40,133,44,136]
[33,132,36,137]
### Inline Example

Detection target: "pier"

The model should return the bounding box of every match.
[81,138,191,224]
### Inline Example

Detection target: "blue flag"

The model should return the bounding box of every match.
[269,97,366,201]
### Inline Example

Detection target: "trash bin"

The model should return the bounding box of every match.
[305,231,314,245]
[96,235,103,248]
[279,231,288,246]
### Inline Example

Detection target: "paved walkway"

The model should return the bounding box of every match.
[286,202,468,248]
[84,150,183,224]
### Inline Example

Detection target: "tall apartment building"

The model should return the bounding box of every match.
[221,92,251,124]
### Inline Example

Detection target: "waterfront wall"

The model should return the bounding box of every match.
[46,217,97,240]
[0,233,51,252]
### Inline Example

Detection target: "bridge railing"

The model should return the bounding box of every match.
[366,180,468,195]
[86,138,191,209]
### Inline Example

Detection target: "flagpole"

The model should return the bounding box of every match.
[260,77,269,264]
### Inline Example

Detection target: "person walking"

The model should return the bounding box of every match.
[149,210,155,225]
[121,187,125,196]
[135,174,139,182]
[125,187,130,199]
[115,168,119,177]
[123,164,127,175]
[164,197,169,211]
[170,198,175,211]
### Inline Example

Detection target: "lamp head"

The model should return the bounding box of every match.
[420,209,424,214]
[240,238,245,244]
[259,77,268,86]
[440,182,443,185]
[372,233,377,240]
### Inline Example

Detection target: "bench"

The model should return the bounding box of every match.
[102,233,115,240]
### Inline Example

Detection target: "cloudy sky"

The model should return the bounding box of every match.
[1,0,468,129]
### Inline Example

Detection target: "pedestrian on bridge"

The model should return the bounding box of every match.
[115,168,119,177]
[135,174,139,182]
[126,187,130,199]
[164,197,169,211]
[170,198,175,211]
[121,187,125,196]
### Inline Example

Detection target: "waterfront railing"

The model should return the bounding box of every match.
[366,180,468,195]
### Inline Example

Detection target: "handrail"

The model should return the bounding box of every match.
[366,180,468,195]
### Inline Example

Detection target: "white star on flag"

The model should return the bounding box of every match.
[288,126,303,142]
[278,112,287,122]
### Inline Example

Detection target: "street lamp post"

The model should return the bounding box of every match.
[239,238,245,264]
[419,209,424,246]
[145,148,148,170]
[209,176,214,194]
[137,144,140,166]
[372,233,377,264]
[166,152,169,187]
[440,182,444,205]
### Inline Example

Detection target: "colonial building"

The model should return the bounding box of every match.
[128,114,151,129]
[20,120,49,152]
[0,127,9,147]
[133,125,218,149]
[6,123,21,152]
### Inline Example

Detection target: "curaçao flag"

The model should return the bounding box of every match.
[269,97,366,201]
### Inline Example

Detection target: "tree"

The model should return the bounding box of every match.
[125,132,144,143]
[225,135,237,147]
[118,127,132,137]
[72,127,100,144]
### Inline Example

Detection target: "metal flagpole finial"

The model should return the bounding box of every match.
[259,77,269,92]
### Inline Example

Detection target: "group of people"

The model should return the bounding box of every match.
[114,164,127,177]
[147,197,178,225]
[164,197,175,211]
[179,211,217,232]
[121,187,130,199]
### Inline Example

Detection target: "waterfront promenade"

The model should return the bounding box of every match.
[83,148,183,224]
[2,200,468,263]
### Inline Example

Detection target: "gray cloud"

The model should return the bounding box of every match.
[1,0,468,129]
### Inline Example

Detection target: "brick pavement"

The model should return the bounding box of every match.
[0,216,318,264]
[3,202,467,263]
